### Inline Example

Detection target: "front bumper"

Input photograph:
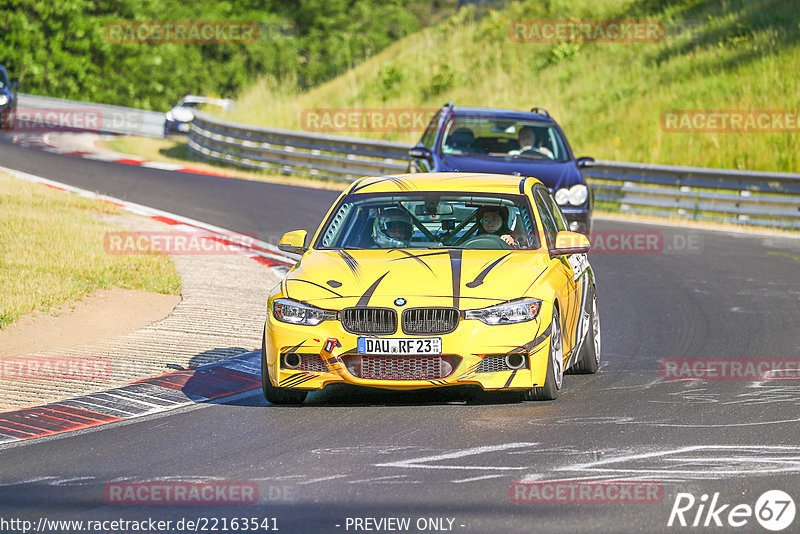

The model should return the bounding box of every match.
[264,306,555,393]
[164,119,191,134]
[559,207,592,234]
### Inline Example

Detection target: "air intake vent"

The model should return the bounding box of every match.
[341,355,461,381]
[341,307,397,335]
[402,308,459,335]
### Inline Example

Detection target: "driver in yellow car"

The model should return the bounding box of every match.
[476,206,517,247]
[372,207,414,248]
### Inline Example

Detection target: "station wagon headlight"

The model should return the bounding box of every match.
[568,184,588,206]
[555,185,588,206]
[273,298,337,326]
[464,299,541,325]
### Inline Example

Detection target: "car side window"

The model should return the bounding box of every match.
[420,111,441,149]
[534,188,559,249]
[547,193,568,232]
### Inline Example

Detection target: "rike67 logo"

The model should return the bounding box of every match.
[668,490,796,531]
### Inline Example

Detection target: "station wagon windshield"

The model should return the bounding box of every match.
[316,192,541,250]
[441,116,570,162]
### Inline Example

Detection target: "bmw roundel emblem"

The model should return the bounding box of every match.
[394,297,407,307]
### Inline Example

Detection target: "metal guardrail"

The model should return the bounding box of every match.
[183,111,799,229]
[188,112,407,180]
[16,93,165,138]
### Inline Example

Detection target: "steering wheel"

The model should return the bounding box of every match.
[460,234,510,250]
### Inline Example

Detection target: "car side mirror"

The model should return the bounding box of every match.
[576,156,594,168]
[551,231,591,255]
[278,230,308,255]
[10,79,20,91]
[409,147,432,160]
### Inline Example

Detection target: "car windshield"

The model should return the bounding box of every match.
[179,101,200,108]
[316,192,541,250]
[440,115,570,162]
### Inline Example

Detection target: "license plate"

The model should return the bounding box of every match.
[357,337,442,355]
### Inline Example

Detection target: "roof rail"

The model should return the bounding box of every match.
[530,107,550,117]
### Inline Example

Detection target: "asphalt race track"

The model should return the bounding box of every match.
[2,137,800,533]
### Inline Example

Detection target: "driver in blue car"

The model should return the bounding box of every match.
[515,125,554,159]
[372,207,414,248]
[476,206,517,247]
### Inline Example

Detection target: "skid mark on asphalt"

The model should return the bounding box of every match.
[325,440,800,486]
[648,384,800,407]
[373,442,539,471]
[552,445,800,482]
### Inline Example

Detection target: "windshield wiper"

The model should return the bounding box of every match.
[512,153,551,160]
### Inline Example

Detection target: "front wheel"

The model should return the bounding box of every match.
[524,309,564,401]
[261,328,307,405]
[571,288,601,374]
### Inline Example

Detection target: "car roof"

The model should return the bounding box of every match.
[450,106,555,123]
[348,172,544,195]
[178,95,233,108]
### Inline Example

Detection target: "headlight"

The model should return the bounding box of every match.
[0,94,8,106]
[464,299,541,325]
[272,298,337,326]
[554,188,570,205]
[165,111,174,121]
[567,184,588,206]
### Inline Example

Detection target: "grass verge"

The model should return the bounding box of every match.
[0,171,181,330]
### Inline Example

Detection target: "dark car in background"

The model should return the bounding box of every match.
[408,103,594,233]
[0,65,21,130]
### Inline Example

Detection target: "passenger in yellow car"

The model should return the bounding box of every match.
[371,207,414,248]
[475,205,517,247]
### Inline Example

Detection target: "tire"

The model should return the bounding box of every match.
[261,328,307,405]
[0,109,9,130]
[525,308,564,401]
[571,288,600,374]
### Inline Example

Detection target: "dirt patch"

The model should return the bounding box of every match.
[0,288,180,357]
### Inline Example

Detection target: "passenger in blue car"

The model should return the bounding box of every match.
[475,206,517,247]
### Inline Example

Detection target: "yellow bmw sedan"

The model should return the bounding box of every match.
[262,173,600,404]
